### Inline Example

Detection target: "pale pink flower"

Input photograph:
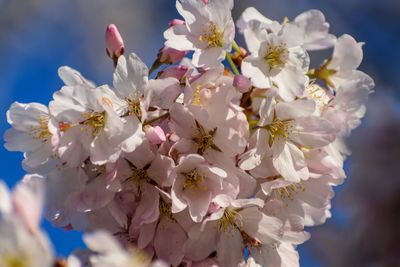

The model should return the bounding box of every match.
[184,199,283,266]
[241,24,310,101]
[171,154,237,222]
[240,96,337,182]
[164,0,235,68]
[4,102,57,173]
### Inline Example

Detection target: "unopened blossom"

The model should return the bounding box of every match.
[233,75,252,93]
[144,126,167,145]
[106,24,125,63]
[164,0,235,68]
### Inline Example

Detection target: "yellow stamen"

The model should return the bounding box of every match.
[1,253,29,267]
[31,115,52,141]
[199,22,224,48]
[192,121,219,155]
[218,208,242,232]
[83,111,106,136]
[263,117,292,146]
[264,44,288,71]
[192,85,202,106]
[159,199,174,220]
[181,169,206,191]
[275,183,306,201]
[126,97,142,119]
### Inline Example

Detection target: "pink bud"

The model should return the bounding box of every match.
[159,47,188,64]
[207,202,220,214]
[168,19,185,27]
[144,126,166,145]
[159,65,188,80]
[106,24,125,61]
[233,75,252,93]
[202,0,209,4]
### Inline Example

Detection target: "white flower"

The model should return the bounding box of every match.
[237,8,335,51]
[49,83,144,166]
[0,218,54,267]
[164,0,235,68]
[4,102,57,173]
[240,96,337,182]
[82,230,167,267]
[241,24,310,101]
[313,34,373,90]
[0,180,54,267]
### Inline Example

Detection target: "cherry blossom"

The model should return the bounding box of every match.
[1,2,374,266]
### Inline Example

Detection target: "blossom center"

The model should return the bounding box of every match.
[31,115,52,141]
[263,118,292,145]
[159,199,173,219]
[181,169,206,190]
[264,43,288,71]
[305,83,330,111]
[199,22,223,48]
[1,253,29,267]
[126,97,142,119]
[131,167,151,185]
[192,121,219,155]
[83,111,106,136]
[218,208,242,232]
[275,183,305,201]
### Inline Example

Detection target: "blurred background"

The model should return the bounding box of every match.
[0,0,399,266]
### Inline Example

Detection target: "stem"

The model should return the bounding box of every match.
[143,112,169,126]
[232,40,241,54]
[226,52,240,75]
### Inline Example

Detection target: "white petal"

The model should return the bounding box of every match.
[58,66,95,87]
[242,56,272,88]
[164,24,195,51]
[217,229,244,267]
[113,53,148,100]
[272,141,303,182]
[276,99,316,120]
[293,9,336,50]
[290,116,337,147]
[274,66,307,101]
[192,47,225,68]
[330,34,363,72]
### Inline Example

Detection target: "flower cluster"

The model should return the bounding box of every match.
[3,0,374,266]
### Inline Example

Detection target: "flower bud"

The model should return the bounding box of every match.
[158,65,188,80]
[159,47,188,65]
[168,19,185,27]
[106,24,125,62]
[233,75,252,93]
[144,126,166,145]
